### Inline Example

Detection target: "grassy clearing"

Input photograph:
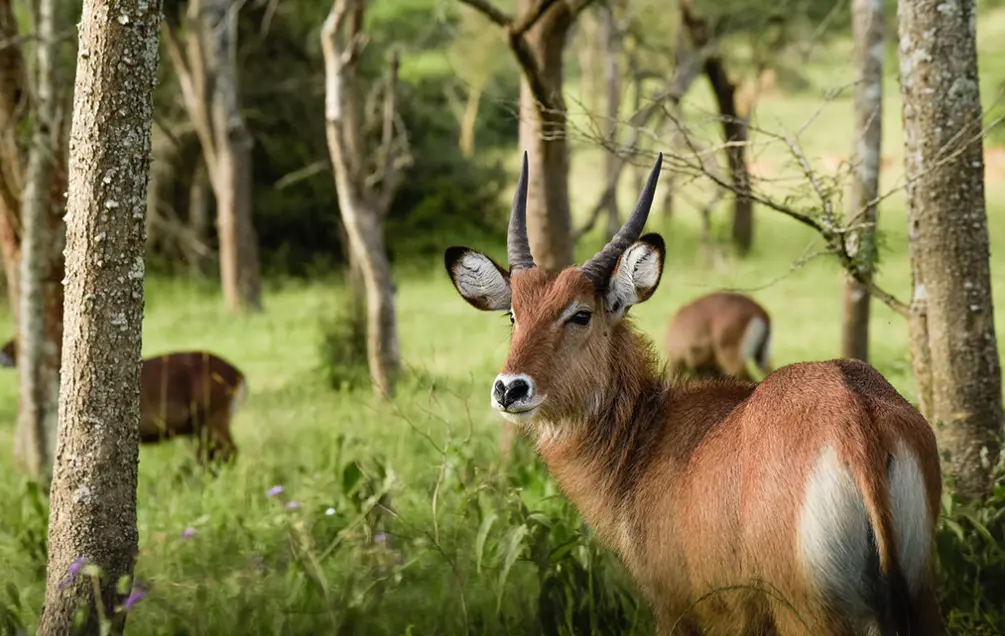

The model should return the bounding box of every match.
[2,9,1005,635]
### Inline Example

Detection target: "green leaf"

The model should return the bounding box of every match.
[4,583,18,609]
[116,574,132,595]
[943,518,966,541]
[496,523,529,614]
[475,511,497,574]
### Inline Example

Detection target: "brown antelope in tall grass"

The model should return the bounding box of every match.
[443,152,944,635]
[665,291,774,382]
[1,339,247,463]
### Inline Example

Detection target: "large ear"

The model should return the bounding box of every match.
[604,233,665,318]
[444,246,512,311]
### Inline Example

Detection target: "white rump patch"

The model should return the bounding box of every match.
[606,242,662,317]
[739,316,770,368]
[888,439,931,593]
[798,446,872,614]
[453,251,511,310]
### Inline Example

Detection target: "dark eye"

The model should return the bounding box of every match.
[567,310,591,327]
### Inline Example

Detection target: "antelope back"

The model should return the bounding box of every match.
[665,292,772,378]
[138,351,246,440]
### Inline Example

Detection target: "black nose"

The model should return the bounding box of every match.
[495,378,530,408]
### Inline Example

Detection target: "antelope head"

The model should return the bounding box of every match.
[444,151,665,428]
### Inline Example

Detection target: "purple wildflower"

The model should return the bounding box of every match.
[266,484,284,497]
[285,500,301,510]
[122,586,146,611]
[181,527,196,539]
[374,532,387,544]
[58,557,87,590]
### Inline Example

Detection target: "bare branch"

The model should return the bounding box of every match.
[511,0,558,36]
[458,0,511,28]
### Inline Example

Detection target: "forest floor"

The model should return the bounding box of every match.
[2,8,1005,635]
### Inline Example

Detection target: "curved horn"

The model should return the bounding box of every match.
[580,152,663,287]
[507,151,535,272]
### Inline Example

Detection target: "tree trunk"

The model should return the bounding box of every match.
[897,0,1003,499]
[37,0,159,632]
[459,79,484,159]
[205,0,261,312]
[517,0,575,271]
[0,0,24,329]
[188,157,211,273]
[840,0,884,362]
[321,0,403,398]
[600,4,620,239]
[681,4,754,256]
[14,0,63,481]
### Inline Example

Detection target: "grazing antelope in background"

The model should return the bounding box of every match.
[443,152,945,635]
[1,339,247,463]
[665,291,774,382]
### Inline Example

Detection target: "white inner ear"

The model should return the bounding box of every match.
[453,251,511,310]
[605,242,661,318]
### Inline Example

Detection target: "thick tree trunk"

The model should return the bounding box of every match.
[14,0,63,481]
[840,0,884,362]
[897,0,1003,499]
[517,0,576,271]
[205,0,261,312]
[322,0,403,398]
[0,0,24,328]
[37,0,159,632]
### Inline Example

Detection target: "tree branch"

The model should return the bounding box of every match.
[458,0,511,28]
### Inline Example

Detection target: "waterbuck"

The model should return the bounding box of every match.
[665,291,774,382]
[1,339,247,463]
[442,151,944,635]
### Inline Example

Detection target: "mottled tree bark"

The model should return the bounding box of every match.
[322,0,406,398]
[37,0,160,632]
[13,0,66,481]
[897,0,1003,498]
[840,0,884,362]
[461,0,595,271]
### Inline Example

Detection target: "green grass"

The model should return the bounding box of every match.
[2,7,1005,635]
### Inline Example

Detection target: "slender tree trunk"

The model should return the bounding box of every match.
[205,0,261,312]
[600,4,620,239]
[459,79,484,158]
[322,0,403,398]
[0,0,24,334]
[188,157,211,273]
[517,0,576,271]
[840,0,884,362]
[577,10,599,118]
[897,0,1003,499]
[14,0,62,480]
[681,3,754,255]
